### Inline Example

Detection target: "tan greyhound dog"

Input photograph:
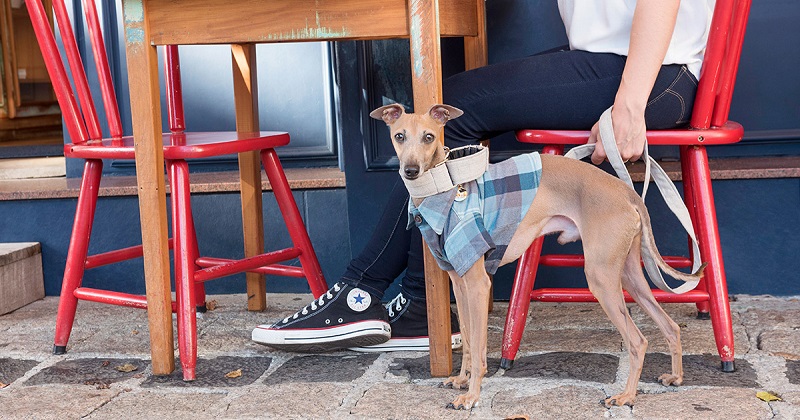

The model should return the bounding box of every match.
[370,103,706,410]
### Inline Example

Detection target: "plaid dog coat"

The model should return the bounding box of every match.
[408,151,542,277]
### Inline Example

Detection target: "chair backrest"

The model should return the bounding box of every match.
[26,0,185,145]
[690,0,752,129]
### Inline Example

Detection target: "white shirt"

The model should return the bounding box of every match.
[558,0,715,78]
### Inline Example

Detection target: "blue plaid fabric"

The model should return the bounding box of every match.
[408,152,542,277]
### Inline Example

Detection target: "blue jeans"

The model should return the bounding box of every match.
[341,49,699,301]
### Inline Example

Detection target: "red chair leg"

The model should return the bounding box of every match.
[680,146,711,317]
[501,236,544,369]
[260,148,327,298]
[685,146,735,372]
[54,159,103,354]
[169,159,198,380]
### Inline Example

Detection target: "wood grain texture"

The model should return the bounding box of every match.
[463,0,488,71]
[144,0,477,45]
[231,44,267,311]
[122,0,175,376]
[407,0,452,378]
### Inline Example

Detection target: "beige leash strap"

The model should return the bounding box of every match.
[565,107,700,294]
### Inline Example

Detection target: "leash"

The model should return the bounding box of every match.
[565,107,701,294]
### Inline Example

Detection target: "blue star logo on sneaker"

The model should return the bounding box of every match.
[347,288,371,312]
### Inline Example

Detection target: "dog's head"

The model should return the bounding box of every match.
[370,103,463,180]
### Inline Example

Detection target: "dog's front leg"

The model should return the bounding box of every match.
[443,269,472,391]
[445,261,491,410]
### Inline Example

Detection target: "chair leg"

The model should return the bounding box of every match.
[54,159,103,354]
[169,159,199,380]
[501,236,544,370]
[260,148,327,298]
[680,146,710,317]
[685,146,735,372]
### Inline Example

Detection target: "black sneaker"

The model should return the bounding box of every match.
[350,292,462,352]
[252,282,391,352]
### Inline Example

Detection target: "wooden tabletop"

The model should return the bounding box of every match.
[121,0,487,378]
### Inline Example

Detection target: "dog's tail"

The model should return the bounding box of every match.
[633,197,707,287]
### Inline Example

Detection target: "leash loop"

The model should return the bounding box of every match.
[565,107,701,294]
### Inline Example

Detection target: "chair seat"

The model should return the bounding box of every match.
[516,121,743,146]
[65,131,290,159]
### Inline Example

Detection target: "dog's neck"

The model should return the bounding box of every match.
[403,145,489,203]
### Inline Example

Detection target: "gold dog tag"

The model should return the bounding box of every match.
[454,184,468,202]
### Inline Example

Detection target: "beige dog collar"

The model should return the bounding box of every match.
[402,145,489,199]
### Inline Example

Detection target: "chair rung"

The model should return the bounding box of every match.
[73,287,149,309]
[194,248,303,283]
[531,288,710,303]
[539,254,693,268]
[85,239,175,269]
[196,257,306,278]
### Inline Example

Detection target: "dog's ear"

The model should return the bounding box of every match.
[369,104,406,125]
[428,104,464,126]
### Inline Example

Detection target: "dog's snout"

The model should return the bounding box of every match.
[404,165,420,179]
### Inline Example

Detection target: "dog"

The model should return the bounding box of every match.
[370,103,705,410]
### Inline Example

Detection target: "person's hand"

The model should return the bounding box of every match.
[587,105,647,165]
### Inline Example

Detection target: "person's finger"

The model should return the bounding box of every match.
[591,133,606,165]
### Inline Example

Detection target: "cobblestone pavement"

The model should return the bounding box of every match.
[0,294,798,419]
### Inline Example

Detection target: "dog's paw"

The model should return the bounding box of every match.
[603,394,635,408]
[447,394,479,410]
[441,375,469,390]
[658,373,683,387]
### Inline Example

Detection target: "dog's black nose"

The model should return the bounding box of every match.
[404,165,420,178]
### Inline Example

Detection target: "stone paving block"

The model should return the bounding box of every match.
[0,385,118,419]
[85,389,227,419]
[223,383,351,419]
[787,360,800,385]
[502,352,618,384]
[773,391,800,420]
[514,327,623,354]
[390,354,502,381]
[758,330,800,359]
[640,353,758,387]
[25,358,147,386]
[0,358,38,385]
[265,354,379,385]
[640,322,750,356]
[739,305,800,331]
[632,387,773,419]
[490,385,609,419]
[350,383,469,419]
[142,356,271,388]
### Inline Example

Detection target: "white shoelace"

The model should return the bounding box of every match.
[386,292,407,318]
[282,283,341,323]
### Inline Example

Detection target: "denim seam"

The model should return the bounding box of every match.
[647,69,685,108]
[664,88,688,125]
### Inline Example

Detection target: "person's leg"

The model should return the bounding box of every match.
[339,179,416,300]
[443,49,696,146]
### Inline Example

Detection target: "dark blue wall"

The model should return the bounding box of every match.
[0,189,350,296]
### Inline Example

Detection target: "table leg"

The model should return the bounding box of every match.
[407,0,452,378]
[231,44,267,311]
[122,0,175,375]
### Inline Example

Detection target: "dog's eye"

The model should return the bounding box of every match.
[394,133,405,142]
[424,133,435,143]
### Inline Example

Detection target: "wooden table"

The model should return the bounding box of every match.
[120,0,487,377]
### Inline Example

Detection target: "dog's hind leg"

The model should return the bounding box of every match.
[621,235,684,387]
[586,256,647,408]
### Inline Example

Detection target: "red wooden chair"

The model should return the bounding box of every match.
[27,0,328,380]
[502,0,751,372]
